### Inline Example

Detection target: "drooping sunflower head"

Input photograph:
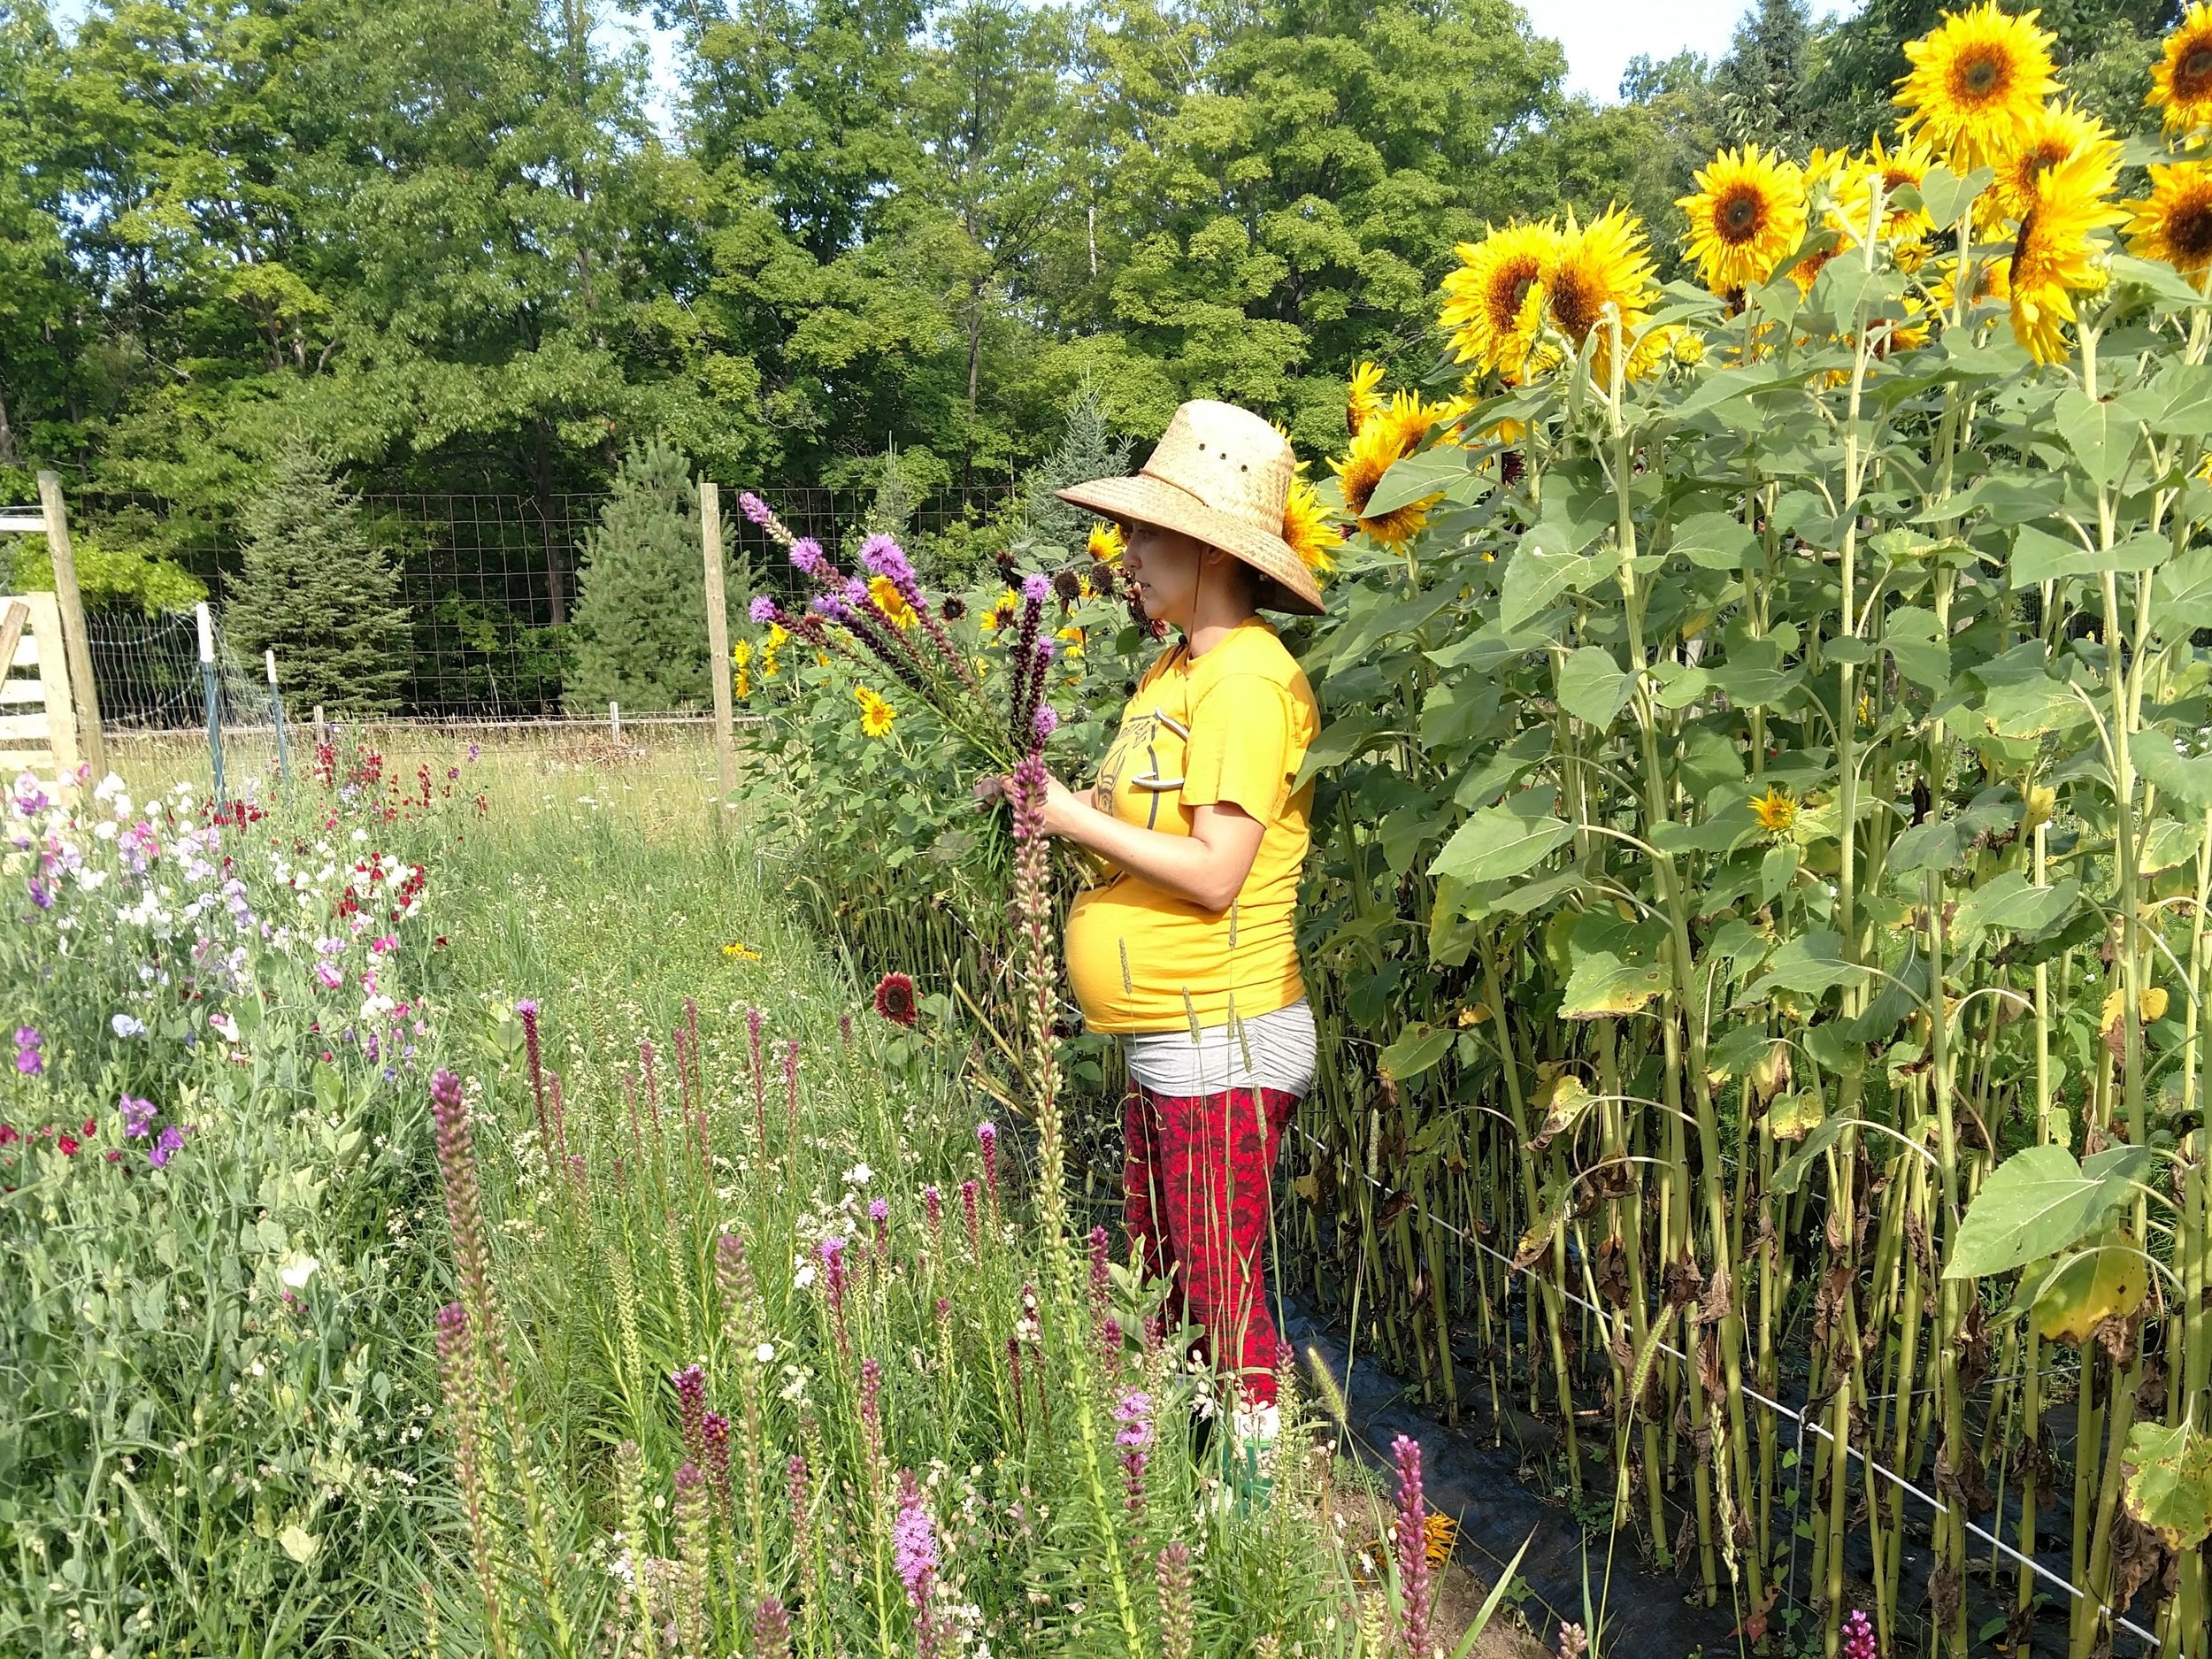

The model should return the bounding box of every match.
[1281,474,1342,580]
[1834,133,1939,250]
[1346,360,1387,434]
[2150,3,2212,137]
[1750,786,1799,835]
[1678,146,1809,297]
[2127,160,2212,290]
[1329,391,1448,549]
[1542,206,1660,382]
[1439,219,1563,383]
[1894,1,2058,173]
[1087,520,1125,565]
[1990,100,2121,223]
[2010,143,2126,364]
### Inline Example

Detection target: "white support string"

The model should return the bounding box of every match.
[1286,1121,2164,1649]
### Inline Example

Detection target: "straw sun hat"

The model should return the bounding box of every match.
[1055,399,1325,616]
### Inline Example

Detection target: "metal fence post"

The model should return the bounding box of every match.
[699,479,736,809]
[196,603,225,804]
[266,649,289,785]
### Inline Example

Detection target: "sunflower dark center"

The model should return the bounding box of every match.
[1548,271,1595,339]
[1718,186,1764,242]
[1486,257,1541,328]
[2182,44,2212,95]
[1956,48,2007,100]
[2171,196,2212,261]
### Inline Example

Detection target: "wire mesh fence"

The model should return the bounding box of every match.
[60,485,1019,726]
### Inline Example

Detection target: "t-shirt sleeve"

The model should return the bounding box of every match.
[1182,674,1295,818]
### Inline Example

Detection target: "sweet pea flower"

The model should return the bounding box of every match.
[111,1014,147,1040]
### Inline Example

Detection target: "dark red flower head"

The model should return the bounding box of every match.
[873,972,918,1027]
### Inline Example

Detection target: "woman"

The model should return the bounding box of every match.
[1039,399,1324,1490]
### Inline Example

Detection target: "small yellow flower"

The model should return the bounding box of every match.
[867,574,917,629]
[1750,786,1799,834]
[1087,522,1125,565]
[855,686,897,738]
[981,588,1019,634]
[722,942,762,963]
[733,639,753,668]
[1056,624,1086,660]
[1346,360,1387,434]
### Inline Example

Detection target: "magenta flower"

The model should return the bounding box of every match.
[790,538,828,577]
[1020,572,1051,603]
[1114,1389,1153,1510]
[870,1196,889,1225]
[739,490,772,526]
[976,1121,998,1204]
[749,595,778,624]
[861,534,918,588]
[893,1469,948,1656]
[14,1026,42,1076]
[1842,1609,1878,1659]
[1033,705,1058,740]
[1392,1435,1434,1659]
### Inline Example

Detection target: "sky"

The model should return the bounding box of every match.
[46,1,1863,127]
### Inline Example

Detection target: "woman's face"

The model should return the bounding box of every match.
[1121,522,1210,628]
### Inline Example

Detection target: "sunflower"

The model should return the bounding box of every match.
[1928,250,2013,315]
[1750,786,1799,835]
[2149,3,2212,138]
[1087,521,1125,565]
[722,941,762,964]
[1346,361,1387,434]
[1541,206,1660,383]
[866,573,917,629]
[1330,390,1448,549]
[2127,160,2212,289]
[2009,144,2125,365]
[1439,219,1563,383]
[1895,3,2058,172]
[855,686,897,739]
[1786,235,1845,296]
[732,637,753,699]
[1833,134,1939,254]
[872,971,918,1027]
[1678,147,1808,297]
[980,587,1019,634]
[1989,101,2121,223]
[1281,474,1342,579]
[1056,623,1086,659]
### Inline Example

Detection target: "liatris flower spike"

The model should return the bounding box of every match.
[750,595,777,624]
[1842,1609,1878,1659]
[1392,1434,1434,1659]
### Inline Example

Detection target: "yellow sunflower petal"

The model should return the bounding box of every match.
[2125,159,2212,290]
[1439,220,1563,384]
[1542,205,1660,383]
[2009,143,2126,365]
[1678,146,1808,297]
[1346,360,1387,434]
[2149,3,2212,138]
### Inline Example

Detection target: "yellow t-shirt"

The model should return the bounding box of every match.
[1064,618,1320,1034]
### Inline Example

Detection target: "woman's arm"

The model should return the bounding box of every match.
[1039,775,1263,912]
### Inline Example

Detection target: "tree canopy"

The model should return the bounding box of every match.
[0,0,2177,517]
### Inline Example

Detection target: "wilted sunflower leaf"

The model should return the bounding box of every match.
[2028,1231,2150,1344]
[1527,1072,1599,1154]
[1560,916,1669,1019]
[1766,1090,1824,1141]
[2122,1421,2212,1552]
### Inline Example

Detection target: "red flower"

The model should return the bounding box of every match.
[58,1134,79,1156]
[81,1118,96,1136]
[873,972,919,1027]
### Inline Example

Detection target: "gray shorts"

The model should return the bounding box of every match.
[1120,999,1317,1098]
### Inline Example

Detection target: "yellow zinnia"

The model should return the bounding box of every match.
[2149,3,2212,138]
[2009,144,2125,365]
[2126,161,2212,290]
[1439,219,1563,383]
[1329,390,1449,549]
[1281,474,1341,580]
[1678,147,1808,297]
[1542,206,1660,385]
[1895,2,2058,173]
[866,573,917,629]
[1346,361,1387,434]
[1988,101,2120,225]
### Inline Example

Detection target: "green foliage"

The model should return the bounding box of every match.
[1019,380,1135,553]
[2,531,206,612]
[566,439,717,713]
[225,434,410,715]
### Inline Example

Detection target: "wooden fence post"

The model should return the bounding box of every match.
[699,478,736,805]
[610,701,620,742]
[35,471,105,780]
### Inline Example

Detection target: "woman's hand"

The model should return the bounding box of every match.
[1039,772,1092,836]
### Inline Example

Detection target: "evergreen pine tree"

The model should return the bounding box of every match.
[225,434,411,716]
[566,440,717,714]
[1020,380,1133,551]
[1716,0,1815,152]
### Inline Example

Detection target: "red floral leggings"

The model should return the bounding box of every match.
[1123,1083,1298,1407]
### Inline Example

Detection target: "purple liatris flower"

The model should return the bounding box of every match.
[752,1596,793,1659]
[892,1469,948,1656]
[1113,1388,1153,1510]
[1020,572,1051,603]
[790,537,828,577]
[672,1363,708,1463]
[750,595,778,624]
[1392,1435,1434,1659]
[738,490,772,526]
[1033,704,1058,741]
[977,1121,998,1208]
[960,1179,981,1258]
[870,1197,890,1255]
[702,1410,733,1514]
[1842,1609,1878,1659]
[14,1026,42,1075]
[861,534,916,587]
